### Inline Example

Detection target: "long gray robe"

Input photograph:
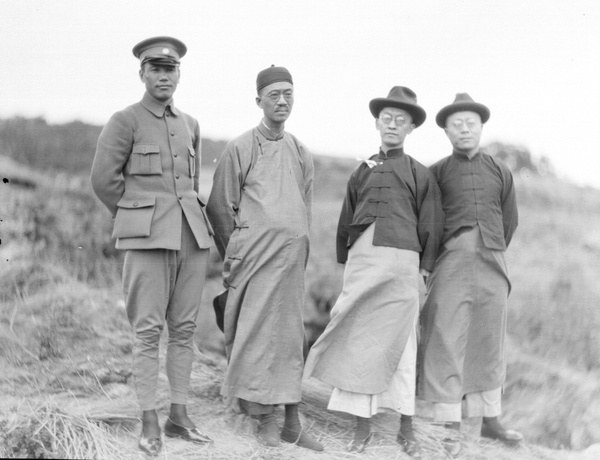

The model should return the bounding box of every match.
[418,226,510,403]
[206,122,313,405]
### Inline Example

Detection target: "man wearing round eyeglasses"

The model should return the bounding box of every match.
[304,86,444,457]
[206,66,323,452]
[418,93,520,456]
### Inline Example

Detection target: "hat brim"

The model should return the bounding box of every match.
[436,102,490,128]
[369,99,426,127]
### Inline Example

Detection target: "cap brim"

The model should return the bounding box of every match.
[141,56,180,67]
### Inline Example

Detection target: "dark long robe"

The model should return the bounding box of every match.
[418,150,518,403]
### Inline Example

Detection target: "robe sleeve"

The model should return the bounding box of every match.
[500,164,518,247]
[206,142,244,260]
[301,144,314,228]
[336,170,359,264]
[415,164,445,272]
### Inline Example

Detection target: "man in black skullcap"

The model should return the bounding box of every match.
[207,66,323,451]
[418,93,521,456]
[91,36,213,456]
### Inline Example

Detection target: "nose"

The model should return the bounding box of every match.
[276,93,288,105]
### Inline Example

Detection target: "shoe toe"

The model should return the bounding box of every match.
[442,438,461,457]
[281,428,324,452]
[346,432,372,453]
[139,436,162,456]
[164,419,213,444]
[397,433,422,458]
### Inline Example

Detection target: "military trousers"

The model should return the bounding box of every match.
[123,215,209,411]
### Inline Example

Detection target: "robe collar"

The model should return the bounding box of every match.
[452,149,481,161]
[379,147,405,159]
[257,120,285,141]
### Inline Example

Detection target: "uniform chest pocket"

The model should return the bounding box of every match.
[130,144,162,175]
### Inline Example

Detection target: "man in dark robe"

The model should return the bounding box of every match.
[418,93,522,456]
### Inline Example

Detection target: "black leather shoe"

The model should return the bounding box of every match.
[347,432,373,453]
[481,419,523,446]
[164,418,213,444]
[139,436,162,456]
[397,432,422,458]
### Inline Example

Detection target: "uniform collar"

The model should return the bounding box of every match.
[141,92,179,117]
[256,120,285,141]
[379,147,404,158]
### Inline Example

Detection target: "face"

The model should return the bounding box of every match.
[139,63,180,102]
[444,111,483,156]
[375,107,414,150]
[256,81,294,128]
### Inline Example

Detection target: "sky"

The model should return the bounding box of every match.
[3,0,600,188]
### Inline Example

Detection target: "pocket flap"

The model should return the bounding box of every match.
[132,144,160,155]
[117,196,156,209]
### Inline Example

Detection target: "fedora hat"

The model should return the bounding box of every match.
[369,86,426,127]
[436,93,490,128]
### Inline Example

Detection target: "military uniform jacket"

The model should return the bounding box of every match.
[91,92,213,250]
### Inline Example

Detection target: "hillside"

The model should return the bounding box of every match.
[2,150,600,459]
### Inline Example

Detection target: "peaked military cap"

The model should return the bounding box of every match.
[132,36,187,67]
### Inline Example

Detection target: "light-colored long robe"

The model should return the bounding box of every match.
[206,122,313,405]
[304,223,420,395]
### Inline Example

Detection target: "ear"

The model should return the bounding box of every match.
[255,95,263,109]
[176,68,181,83]
[139,67,145,83]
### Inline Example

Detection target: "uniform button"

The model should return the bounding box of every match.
[133,202,138,207]
[170,131,175,136]
[166,113,170,117]
[178,195,183,200]
[173,153,178,157]
[175,174,180,179]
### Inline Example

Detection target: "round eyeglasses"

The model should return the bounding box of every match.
[379,114,407,127]
[449,118,480,130]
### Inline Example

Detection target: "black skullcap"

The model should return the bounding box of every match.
[256,65,293,92]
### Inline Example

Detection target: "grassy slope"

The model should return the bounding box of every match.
[1,154,599,458]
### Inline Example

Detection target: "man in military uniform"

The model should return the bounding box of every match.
[91,36,213,456]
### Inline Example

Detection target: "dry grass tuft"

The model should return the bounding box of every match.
[0,400,137,459]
